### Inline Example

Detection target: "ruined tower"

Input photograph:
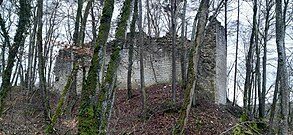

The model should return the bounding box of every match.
[196,19,227,104]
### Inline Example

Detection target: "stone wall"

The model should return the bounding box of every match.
[53,34,184,93]
[196,19,227,104]
[116,37,183,88]
[53,19,227,104]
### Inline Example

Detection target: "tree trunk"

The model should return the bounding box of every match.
[232,0,239,106]
[243,0,257,118]
[180,0,187,90]
[146,0,158,84]
[0,0,31,116]
[171,0,177,104]
[261,0,273,123]
[44,2,59,87]
[0,13,10,75]
[78,0,114,133]
[269,64,280,135]
[275,0,289,134]
[78,0,93,46]
[65,0,94,120]
[146,0,151,37]
[36,0,50,123]
[127,0,138,99]
[138,0,147,120]
[172,0,209,134]
[255,10,263,120]
[45,61,79,133]
[26,13,38,94]
[72,0,83,44]
[96,0,132,133]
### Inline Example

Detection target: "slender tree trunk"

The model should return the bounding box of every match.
[138,0,147,120]
[11,59,20,86]
[68,1,82,112]
[78,0,93,46]
[171,0,177,104]
[0,0,31,116]
[191,11,199,42]
[18,46,25,86]
[248,68,254,116]
[262,0,273,124]
[243,0,257,119]
[180,0,187,89]
[146,0,151,37]
[44,2,59,87]
[232,0,239,106]
[275,0,289,134]
[73,0,83,44]
[32,46,38,86]
[289,102,292,127]
[45,61,79,133]
[65,0,94,120]
[0,14,10,76]
[146,0,157,84]
[172,0,209,134]
[149,55,158,83]
[254,77,257,116]
[26,12,38,94]
[269,64,280,135]
[256,11,263,120]
[224,0,227,51]
[127,0,138,99]
[37,0,50,123]
[47,45,53,87]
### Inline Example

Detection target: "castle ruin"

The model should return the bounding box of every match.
[53,19,227,104]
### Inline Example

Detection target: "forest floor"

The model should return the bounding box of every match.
[0,84,250,135]
[108,84,238,135]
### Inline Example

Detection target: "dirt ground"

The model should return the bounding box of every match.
[0,84,241,135]
[108,84,238,135]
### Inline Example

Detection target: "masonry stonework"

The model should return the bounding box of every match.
[53,19,227,104]
[196,19,227,104]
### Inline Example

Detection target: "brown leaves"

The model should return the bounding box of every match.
[109,84,238,134]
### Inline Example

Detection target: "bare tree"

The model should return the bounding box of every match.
[172,0,209,134]
[180,0,187,89]
[36,0,51,123]
[275,0,290,134]
[97,0,133,132]
[0,0,31,116]
[232,0,239,106]
[138,0,147,119]
[261,0,273,122]
[171,0,177,104]
[78,0,115,133]
[243,0,258,118]
[127,0,138,99]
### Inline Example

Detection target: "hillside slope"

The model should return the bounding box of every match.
[0,85,238,134]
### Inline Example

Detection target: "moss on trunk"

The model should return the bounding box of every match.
[97,0,132,133]
[77,0,114,134]
[172,45,196,135]
[45,61,79,133]
[172,0,209,134]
